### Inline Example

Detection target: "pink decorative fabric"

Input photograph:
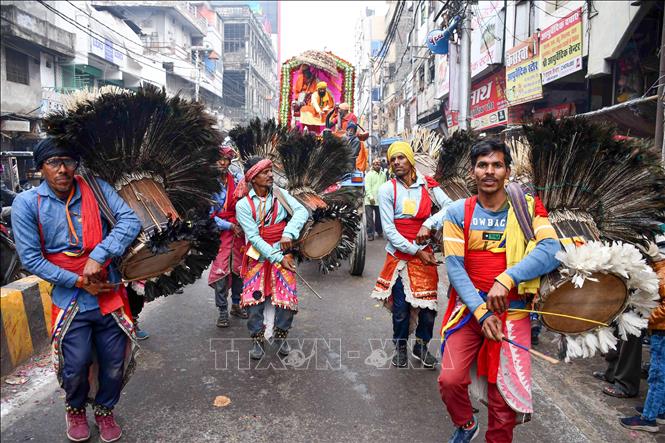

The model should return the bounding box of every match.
[497,316,533,415]
[207,230,243,287]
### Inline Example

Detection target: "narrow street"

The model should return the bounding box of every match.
[0,240,658,443]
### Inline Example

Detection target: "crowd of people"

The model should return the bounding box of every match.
[7,129,665,443]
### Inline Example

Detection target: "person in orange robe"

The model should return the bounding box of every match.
[301,82,335,127]
[292,64,318,113]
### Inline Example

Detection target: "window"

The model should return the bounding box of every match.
[5,47,29,85]
[224,23,246,53]
[418,66,425,92]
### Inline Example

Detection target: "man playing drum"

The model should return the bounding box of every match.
[371,141,452,369]
[12,138,141,442]
[208,144,248,328]
[438,140,560,443]
[234,156,308,360]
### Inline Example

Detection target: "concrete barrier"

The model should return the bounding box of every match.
[0,276,53,377]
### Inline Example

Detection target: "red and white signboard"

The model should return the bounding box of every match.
[445,70,508,131]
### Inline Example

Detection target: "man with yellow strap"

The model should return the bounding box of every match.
[437,140,560,443]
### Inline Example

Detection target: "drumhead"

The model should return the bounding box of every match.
[540,273,628,334]
[120,240,191,281]
[301,219,343,259]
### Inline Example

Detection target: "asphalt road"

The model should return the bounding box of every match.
[1,238,662,442]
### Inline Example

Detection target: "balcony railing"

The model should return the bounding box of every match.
[142,40,190,61]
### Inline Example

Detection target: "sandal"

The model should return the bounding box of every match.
[592,371,610,383]
[602,385,635,399]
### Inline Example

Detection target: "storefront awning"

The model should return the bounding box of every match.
[577,95,657,138]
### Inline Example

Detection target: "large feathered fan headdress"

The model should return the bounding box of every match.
[44,85,221,212]
[512,116,665,360]
[521,115,665,245]
[43,85,222,300]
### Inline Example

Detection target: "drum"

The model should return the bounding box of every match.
[288,191,344,260]
[537,212,628,334]
[538,272,628,334]
[117,178,191,281]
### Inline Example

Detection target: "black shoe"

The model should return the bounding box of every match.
[275,338,291,356]
[368,234,375,241]
[230,304,249,319]
[412,340,437,369]
[216,310,230,328]
[392,344,408,368]
[250,338,265,360]
[531,333,539,346]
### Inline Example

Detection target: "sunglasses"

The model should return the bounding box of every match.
[44,158,79,169]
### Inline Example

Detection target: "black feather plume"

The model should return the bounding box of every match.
[435,129,478,199]
[523,116,665,245]
[44,85,222,214]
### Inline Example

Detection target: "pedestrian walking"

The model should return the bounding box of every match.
[438,140,560,442]
[235,156,308,360]
[364,159,386,241]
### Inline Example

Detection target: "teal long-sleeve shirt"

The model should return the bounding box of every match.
[235,186,308,264]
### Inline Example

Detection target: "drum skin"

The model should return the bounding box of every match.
[540,273,628,334]
[300,219,343,259]
[121,240,191,281]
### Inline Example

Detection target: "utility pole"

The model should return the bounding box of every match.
[458,9,472,130]
[369,60,374,164]
[656,6,665,164]
[194,49,201,102]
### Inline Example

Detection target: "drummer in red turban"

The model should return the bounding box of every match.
[11,137,141,442]
[234,156,308,360]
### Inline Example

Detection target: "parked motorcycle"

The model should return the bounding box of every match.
[1,207,29,286]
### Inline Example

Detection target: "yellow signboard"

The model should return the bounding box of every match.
[506,37,542,105]
[540,8,583,84]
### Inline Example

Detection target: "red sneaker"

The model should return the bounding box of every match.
[65,409,90,442]
[95,412,123,442]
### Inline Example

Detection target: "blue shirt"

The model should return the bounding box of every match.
[378,174,453,257]
[235,186,308,264]
[12,179,141,312]
[209,170,243,230]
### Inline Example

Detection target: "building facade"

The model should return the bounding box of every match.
[369,0,662,140]
[215,4,278,125]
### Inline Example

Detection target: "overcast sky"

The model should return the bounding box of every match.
[279,1,388,64]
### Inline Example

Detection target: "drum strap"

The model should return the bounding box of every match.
[273,187,293,219]
[505,182,534,241]
[80,170,117,228]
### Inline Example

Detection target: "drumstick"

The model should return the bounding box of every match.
[294,270,323,300]
[501,336,560,365]
[507,308,608,327]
